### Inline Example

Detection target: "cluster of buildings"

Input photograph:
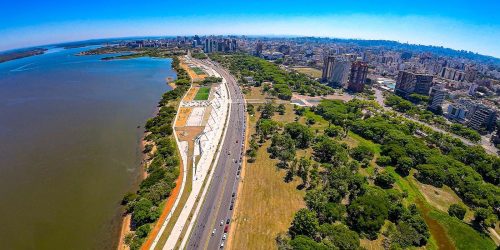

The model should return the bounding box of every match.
[200,36,238,53]
[321,55,368,92]
[118,36,500,134]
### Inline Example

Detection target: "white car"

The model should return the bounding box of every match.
[212,229,216,236]
[220,220,224,226]
[220,242,224,248]
[222,233,227,240]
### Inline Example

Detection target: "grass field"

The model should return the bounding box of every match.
[292,67,322,78]
[194,87,210,100]
[231,104,306,250]
[191,67,205,75]
[244,86,271,102]
[429,210,496,250]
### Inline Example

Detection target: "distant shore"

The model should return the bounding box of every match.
[0,48,47,63]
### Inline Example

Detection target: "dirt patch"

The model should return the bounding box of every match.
[419,183,462,212]
[176,107,192,127]
[414,186,456,250]
[184,87,199,102]
[180,59,206,82]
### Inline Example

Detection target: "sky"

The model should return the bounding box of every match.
[1,0,499,57]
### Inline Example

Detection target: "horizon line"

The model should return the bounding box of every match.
[2,34,499,61]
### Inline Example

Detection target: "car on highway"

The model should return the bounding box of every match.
[212,229,216,236]
[220,242,224,248]
[220,220,224,226]
[224,225,229,233]
[226,218,230,224]
[232,192,235,197]
[229,204,233,210]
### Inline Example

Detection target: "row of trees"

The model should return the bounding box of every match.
[121,56,190,249]
[209,53,334,99]
[385,94,481,142]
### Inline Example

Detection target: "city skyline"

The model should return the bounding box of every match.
[1,0,500,58]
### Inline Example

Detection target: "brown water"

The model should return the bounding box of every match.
[0,46,174,249]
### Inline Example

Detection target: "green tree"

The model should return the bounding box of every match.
[347,189,389,239]
[325,125,343,138]
[448,204,466,220]
[277,104,286,115]
[313,136,349,166]
[289,235,327,250]
[289,209,319,238]
[257,119,280,141]
[350,145,375,162]
[318,224,360,250]
[269,133,296,165]
[260,102,276,119]
[474,208,498,228]
[285,122,314,149]
[374,172,396,189]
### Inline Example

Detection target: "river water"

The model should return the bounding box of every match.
[0,46,174,249]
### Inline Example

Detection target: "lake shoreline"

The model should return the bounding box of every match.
[117,77,177,250]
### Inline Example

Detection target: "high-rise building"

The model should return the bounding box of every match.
[440,67,465,81]
[204,38,212,53]
[395,71,433,97]
[255,41,263,56]
[347,61,368,92]
[447,104,467,121]
[321,55,335,82]
[429,86,447,111]
[328,57,351,87]
[467,104,497,132]
[468,83,478,96]
[465,67,477,82]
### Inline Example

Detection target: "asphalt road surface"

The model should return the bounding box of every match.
[186,59,246,250]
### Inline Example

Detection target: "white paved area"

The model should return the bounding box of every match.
[160,59,230,250]
[186,107,206,126]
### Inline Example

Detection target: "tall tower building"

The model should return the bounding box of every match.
[347,61,368,92]
[255,42,263,56]
[468,104,497,132]
[321,55,335,82]
[395,71,433,97]
[429,86,447,111]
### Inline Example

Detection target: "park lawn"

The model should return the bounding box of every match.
[194,87,210,100]
[190,67,205,75]
[428,210,496,250]
[231,104,305,250]
[385,167,496,250]
[298,109,330,130]
[416,182,474,222]
[244,86,269,101]
[231,139,306,250]
[292,67,322,78]
[342,131,382,177]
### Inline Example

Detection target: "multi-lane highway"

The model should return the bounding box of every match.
[186,59,246,250]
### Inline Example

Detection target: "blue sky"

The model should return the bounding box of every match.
[1,0,499,57]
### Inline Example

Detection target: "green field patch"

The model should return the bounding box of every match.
[190,67,205,75]
[194,87,210,100]
[429,210,496,250]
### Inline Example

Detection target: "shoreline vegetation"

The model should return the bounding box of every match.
[117,55,191,250]
[78,46,187,61]
[0,48,47,63]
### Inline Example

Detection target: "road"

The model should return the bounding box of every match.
[186,59,246,250]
